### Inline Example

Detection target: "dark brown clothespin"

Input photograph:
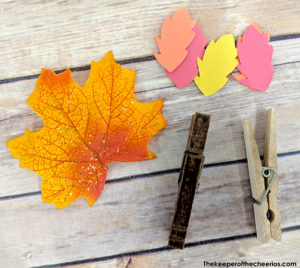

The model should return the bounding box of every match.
[168,112,210,249]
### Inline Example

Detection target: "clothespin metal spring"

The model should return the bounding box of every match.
[255,167,277,206]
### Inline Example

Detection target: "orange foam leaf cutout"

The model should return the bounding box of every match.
[7,51,167,209]
[154,8,196,72]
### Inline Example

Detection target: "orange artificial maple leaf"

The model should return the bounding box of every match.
[7,51,167,209]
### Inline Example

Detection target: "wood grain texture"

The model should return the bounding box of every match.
[264,108,281,241]
[1,2,300,266]
[1,44,300,197]
[0,154,299,267]
[169,153,204,249]
[0,1,300,79]
[68,230,300,268]
[169,113,210,249]
[243,119,271,242]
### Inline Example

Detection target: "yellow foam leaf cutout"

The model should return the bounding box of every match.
[7,51,167,209]
[194,34,238,96]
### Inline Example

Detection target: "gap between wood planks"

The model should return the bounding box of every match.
[0,33,300,86]
[1,31,300,267]
[32,225,300,268]
[0,150,299,202]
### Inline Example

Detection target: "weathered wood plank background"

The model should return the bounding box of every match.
[0,1,300,267]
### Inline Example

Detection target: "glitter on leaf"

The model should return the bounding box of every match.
[7,51,167,209]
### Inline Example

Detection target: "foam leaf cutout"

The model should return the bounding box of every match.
[194,34,238,96]
[232,24,273,91]
[154,8,196,72]
[165,24,208,89]
[7,51,167,209]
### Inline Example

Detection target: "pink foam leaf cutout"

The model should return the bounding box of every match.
[233,24,273,92]
[153,8,196,72]
[165,24,208,89]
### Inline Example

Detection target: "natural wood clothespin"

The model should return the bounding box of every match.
[168,112,210,249]
[243,107,281,242]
